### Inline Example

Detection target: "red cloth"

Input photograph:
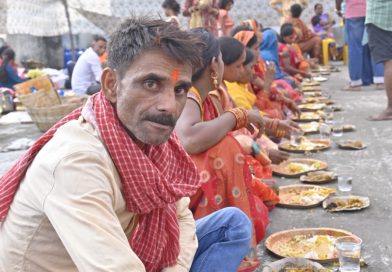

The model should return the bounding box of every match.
[0,92,200,271]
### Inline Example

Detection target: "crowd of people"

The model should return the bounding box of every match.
[0,0,391,271]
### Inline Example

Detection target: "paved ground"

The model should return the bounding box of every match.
[0,65,391,271]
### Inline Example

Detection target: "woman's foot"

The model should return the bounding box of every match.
[342,85,361,91]
[368,109,392,121]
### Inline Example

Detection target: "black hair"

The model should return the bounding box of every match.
[218,0,234,9]
[219,37,245,65]
[108,16,204,78]
[243,48,255,66]
[0,45,9,58]
[191,28,221,82]
[314,3,322,11]
[290,4,303,18]
[162,0,181,15]
[230,25,258,48]
[280,23,295,39]
[0,48,16,82]
[93,35,107,43]
[311,15,321,26]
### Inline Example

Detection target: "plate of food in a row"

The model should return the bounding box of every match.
[271,159,328,178]
[313,76,328,82]
[278,185,336,208]
[323,196,370,212]
[262,257,327,272]
[300,171,337,184]
[302,86,322,92]
[299,122,319,135]
[303,96,334,105]
[298,103,326,112]
[292,112,322,122]
[278,138,331,153]
[336,140,366,150]
[336,124,356,132]
[265,228,361,263]
[302,79,320,87]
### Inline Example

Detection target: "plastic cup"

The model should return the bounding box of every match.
[319,123,332,139]
[336,165,354,195]
[290,130,304,147]
[335,236,362,272]
[324,106,334,124]
[332,117,344,137]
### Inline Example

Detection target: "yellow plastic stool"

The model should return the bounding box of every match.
[343,45,348,65]
[322,38,336,65]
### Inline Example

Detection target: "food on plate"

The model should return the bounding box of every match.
[323,196,370,212]
[280,137,329,152]
[278,235,337,260]
[292,112,320,121]
[279,186,336,206]
[287,162,322,174]
[342,124,356,132]
[298,103,326,111]
[299,122,319,133]
[278,265,320,272]
[337,140,365,149]
[300,171,337,183]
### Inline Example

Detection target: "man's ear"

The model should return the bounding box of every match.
[101,68,118,104]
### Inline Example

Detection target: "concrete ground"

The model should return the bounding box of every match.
[0,65,391,271]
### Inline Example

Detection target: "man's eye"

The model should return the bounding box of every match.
[144,80,159,90]
[175,86,190,95]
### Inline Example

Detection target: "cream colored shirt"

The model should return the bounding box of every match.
[0,118,198,272]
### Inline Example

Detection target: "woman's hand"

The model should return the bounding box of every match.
[247,110,266,138]
[286,99,301,116]
[268,148,290,164]
[277,119,301,138]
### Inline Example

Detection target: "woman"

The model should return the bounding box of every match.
[279,23,312,79]
[259,28,302,102]
[0,49,25,90]
[232,25,301,118]
[162,0,181,27]
[217,0,234,37]
[183,0,219,35]
[311,3,335,39]
[176,29,288,271]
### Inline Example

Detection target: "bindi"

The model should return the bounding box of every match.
[171,69,180,83]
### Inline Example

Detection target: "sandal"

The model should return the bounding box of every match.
[342,85,361,91]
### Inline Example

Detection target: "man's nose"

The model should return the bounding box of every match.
[156,87,177,114]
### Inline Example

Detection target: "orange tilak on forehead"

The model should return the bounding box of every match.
[171,69,180,83]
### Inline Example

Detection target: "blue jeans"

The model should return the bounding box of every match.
[190,207,252,272]
[346,17,384,86]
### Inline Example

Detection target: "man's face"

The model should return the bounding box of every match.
[93,40,107,56]
[105,49,193,146]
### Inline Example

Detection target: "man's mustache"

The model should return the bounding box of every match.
[143,114,177,127]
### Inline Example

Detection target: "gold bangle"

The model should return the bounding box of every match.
[226,108,248,130]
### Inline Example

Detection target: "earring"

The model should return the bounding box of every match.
[211,72,219,90]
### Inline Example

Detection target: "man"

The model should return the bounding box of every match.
[71,35,107,95]
[269,0,308,24]
[366,0,392,121]
[0,17,252,271]
[335,0,384,91]
[286,4,322,63]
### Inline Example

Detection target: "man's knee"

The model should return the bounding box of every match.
[220,207,252,241]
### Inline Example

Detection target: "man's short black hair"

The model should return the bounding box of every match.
[290,4,303,18]
[108,16,204,78]
[93,35,107,43]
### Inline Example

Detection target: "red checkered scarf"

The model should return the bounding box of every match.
[0,92,200,271]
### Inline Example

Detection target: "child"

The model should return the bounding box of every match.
[217,0,234,37]
[162,0,181,27]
